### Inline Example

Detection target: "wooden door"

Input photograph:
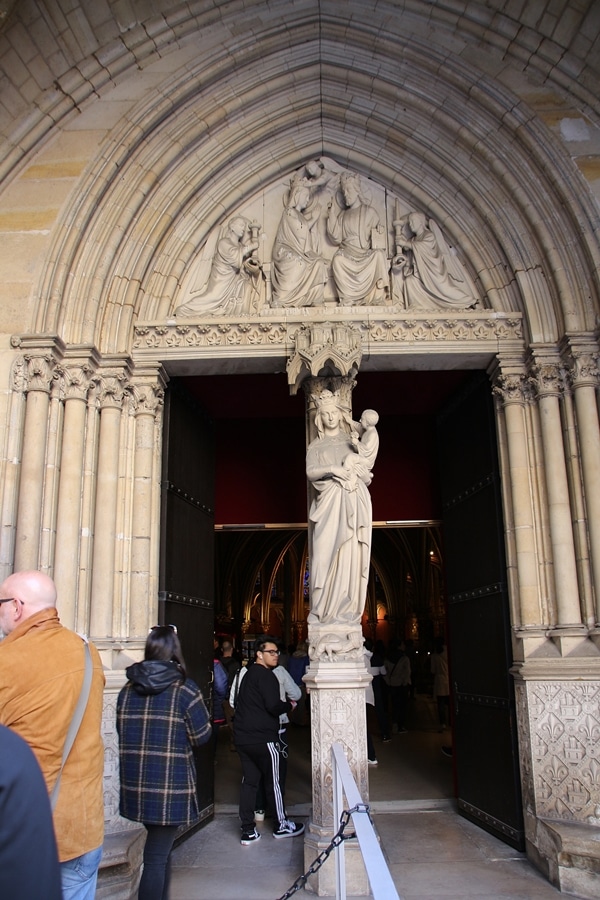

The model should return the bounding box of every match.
[159,379,216,826]
[437,371,524,850]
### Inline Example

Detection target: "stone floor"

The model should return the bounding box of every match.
[169,695,565,899]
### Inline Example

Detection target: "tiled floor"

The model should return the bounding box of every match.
[170,695,564,899]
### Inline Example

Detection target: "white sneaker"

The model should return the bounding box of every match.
[254,809,265,821]
[368,758,378,766]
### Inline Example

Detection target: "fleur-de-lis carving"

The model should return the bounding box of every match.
[582,758,600,788]
[578,714,600,746]
[540,712,564,743]
[543,755,568,786]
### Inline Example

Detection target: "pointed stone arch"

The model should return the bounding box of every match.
[27,19,599,352]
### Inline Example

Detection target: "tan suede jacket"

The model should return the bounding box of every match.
[0,608,105,862]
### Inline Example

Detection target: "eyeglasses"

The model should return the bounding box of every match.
[0,597,23,606]
[149,624,178,634]
[262,649,280,655]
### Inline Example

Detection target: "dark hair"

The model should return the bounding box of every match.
[145,626,187,678]
[254,634,278,656]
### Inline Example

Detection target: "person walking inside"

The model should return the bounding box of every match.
[384,639,412,734]
[431,637,450,731]
[220,639,241,748]
[117,625,212,900]
[234,634,305,845]
[0,570,105,900]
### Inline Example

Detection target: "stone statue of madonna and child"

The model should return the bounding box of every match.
[306,388,379,658]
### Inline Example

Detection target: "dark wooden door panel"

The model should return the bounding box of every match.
[437,371,524,850]
[159,380,216,827]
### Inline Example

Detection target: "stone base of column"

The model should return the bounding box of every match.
[302,652,372,896]
[514,669,600,899]
[303,822,370,896]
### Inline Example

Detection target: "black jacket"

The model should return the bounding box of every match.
[126,659,183,694]
[0,725,62,900]
[233,663,291,745]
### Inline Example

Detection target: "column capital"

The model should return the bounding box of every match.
[56,362,96,402]
[525,344,565,399]
[94,370,130,410]
[16,353,58,394]
[560,334,600,390]
[491,369,530,406]
[129,362,168,418]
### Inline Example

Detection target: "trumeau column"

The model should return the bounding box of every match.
[563,337,600,629]
[89,363,129,642]
[53,352,99,630]
[529,349,583,640]
[128,365,166,640]
[14,340,63,571]
[301,373,371,898]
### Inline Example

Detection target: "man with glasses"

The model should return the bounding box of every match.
[0,571,105,900]
[233,634,305,844]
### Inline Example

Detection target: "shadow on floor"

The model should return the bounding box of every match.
[169,692,562,899]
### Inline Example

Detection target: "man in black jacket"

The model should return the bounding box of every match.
[0,725,62,900]
[233,634,305,845]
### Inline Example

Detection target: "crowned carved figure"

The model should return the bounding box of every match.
[327,172,389,306]
[306,389,379,627]
[270,177,327,307]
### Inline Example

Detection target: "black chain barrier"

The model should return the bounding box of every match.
[276,803,372,900]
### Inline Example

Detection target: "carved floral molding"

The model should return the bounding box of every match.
[133,311,523,359]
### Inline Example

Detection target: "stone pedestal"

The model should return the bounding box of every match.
[302,656,372,896]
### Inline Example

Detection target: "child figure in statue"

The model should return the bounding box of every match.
[342,409,379,489]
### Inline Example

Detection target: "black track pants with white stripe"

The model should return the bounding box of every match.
[237,741,286,831]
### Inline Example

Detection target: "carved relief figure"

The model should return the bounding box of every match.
[271,178,327,307]
[342,409,379,490]
[327,172,388,306]
[306,390,376,626]
[393,212,479,310]
[175,216,260,317]
[295,159,339,226]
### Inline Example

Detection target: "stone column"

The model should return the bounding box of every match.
[54,354,98,629]
[565,339,600,623]
[492,364,543,630]
[0,358,27,578]
[128,365,166,639]
[530,351,582,634]
[14,350,59,571]
[89,367,129,641]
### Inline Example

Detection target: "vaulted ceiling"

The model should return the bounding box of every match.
[1,2,598,350]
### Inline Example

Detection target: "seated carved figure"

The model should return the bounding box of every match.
[175,216,260,317]
[393,212,479,310]
[271,179,327,307]
[327,172,388,306]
